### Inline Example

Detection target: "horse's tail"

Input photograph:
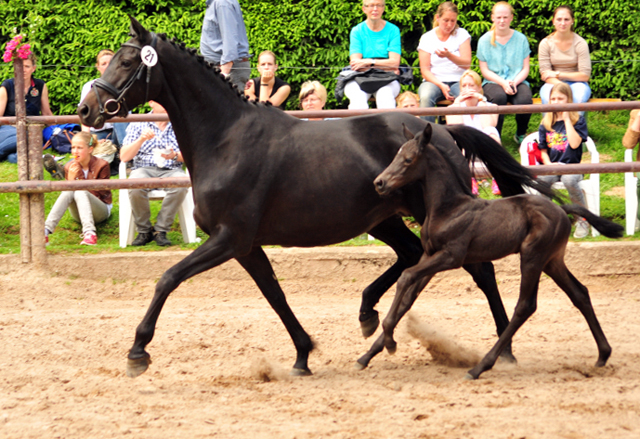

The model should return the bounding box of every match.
[445,125,560,201]
[561,204,624,238]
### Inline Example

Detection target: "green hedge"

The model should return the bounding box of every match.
[1,0,639,113]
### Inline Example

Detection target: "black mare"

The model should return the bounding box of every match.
[79,18,541,378]
[364,125,623,379]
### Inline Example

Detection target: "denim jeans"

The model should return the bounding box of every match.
[418,81,460,123]
[0,125,17,163]
[539,173,586,206]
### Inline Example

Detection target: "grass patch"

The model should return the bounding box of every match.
[1,111,638,254]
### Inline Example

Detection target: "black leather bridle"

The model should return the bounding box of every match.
[92,33,158,117]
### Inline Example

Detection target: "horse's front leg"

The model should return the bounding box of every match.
[360,218,423,338]
[236,247,315,376]
[381,250,461,354]
[127,230,236,378]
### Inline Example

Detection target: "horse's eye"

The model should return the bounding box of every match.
[404,157,413,165]
[121,59,132,68]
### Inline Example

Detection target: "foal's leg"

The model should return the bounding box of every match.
[359,217,423,338]
[463,262,516,363]
[543,259,612,367]
[127,230,237,378]
[236,247,315,376]
[356,273,433,369]
[467,260,543,380]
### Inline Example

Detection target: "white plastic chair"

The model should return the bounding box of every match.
[624,148,638,235]
[519,133,600,237]
[118,161,198,247]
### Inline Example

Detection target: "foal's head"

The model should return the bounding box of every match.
[374,124,432,196]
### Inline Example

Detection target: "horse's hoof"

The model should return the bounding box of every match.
[360,312,380,338]
[499,352,518,364]
[126,355,151,378]
[290,367,313,377]
[595,359,608,368]
[385,341,397,355]
[463,373,477,381]
[354,360,367,371]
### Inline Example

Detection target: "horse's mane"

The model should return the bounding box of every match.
[427,135,475,197]
[143,32,275,110]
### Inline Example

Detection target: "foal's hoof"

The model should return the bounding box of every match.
[354,360,367,371]
[360,311,380,338]
[499,351,518,364]
[463,372,477,381]
[385,340,397,355]
[126,354,152,378]
[290,367,313,377]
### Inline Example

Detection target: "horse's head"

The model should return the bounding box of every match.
[374,124,432,196]
[78,17,164,128]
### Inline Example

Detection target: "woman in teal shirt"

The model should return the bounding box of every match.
[477,1,532,143]
[343,0,402,109]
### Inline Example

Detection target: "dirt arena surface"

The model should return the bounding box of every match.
[1,243,640,439]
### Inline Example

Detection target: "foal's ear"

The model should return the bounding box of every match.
[420,124,433,147]
[129,16,149,39]
[402,124,415,141]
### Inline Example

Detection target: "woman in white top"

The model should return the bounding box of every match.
[417,1,471,123]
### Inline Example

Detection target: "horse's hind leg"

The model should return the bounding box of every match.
[544,259,612,367]
[127,233,236,378]
[237,247,314,376]
[467,262,543,380]
[360,217,423,338]
[463,262,516,363]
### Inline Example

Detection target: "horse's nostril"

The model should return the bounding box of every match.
[78,104,89,117]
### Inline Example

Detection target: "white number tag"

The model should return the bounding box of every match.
[141,46,158,67]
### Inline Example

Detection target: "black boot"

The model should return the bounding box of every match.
[132,230,155,246]
[154,231,172,247]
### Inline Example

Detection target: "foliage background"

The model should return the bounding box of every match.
[0,0,639,113]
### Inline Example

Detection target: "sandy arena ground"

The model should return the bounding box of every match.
[1,243,640,439]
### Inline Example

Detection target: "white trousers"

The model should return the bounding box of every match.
[344,80,400,110]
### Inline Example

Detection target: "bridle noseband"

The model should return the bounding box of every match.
[92,32,158,117]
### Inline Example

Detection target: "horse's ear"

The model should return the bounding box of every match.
[402,124,414,141]
[420,124,433,146]
[129,16,149,39]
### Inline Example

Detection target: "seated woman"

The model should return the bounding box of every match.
[537,82,590,238]
[343,0,402,109]
[244,50,291,110]
[446,70,501,194]
[417,1,471,122]
[396,91,419,109]
[44,132,113,246]
[476,1,532,143]
[538,5,591,108]
[299,81,327,120]
[622,110,640,232]
[0,52,53,163]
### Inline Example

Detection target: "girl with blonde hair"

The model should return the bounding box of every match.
[44,132,113,245]
[536,82,590,238]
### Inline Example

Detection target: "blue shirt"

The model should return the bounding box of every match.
[476,30,530,85]
[200,0,250,64]
[122,118,182,170]
[350,21,401,59]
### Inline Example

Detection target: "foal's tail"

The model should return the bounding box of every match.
[562,204,625,238]
[445,125,559,201]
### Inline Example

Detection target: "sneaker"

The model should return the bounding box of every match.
[132,230,155,246]
[491,179,501,195]
[43,154,65,180]
[514,134,525,145]
[471,178,479,195]
[573,219,590,239]
[80,232,98,245]
[154,231,172,247]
